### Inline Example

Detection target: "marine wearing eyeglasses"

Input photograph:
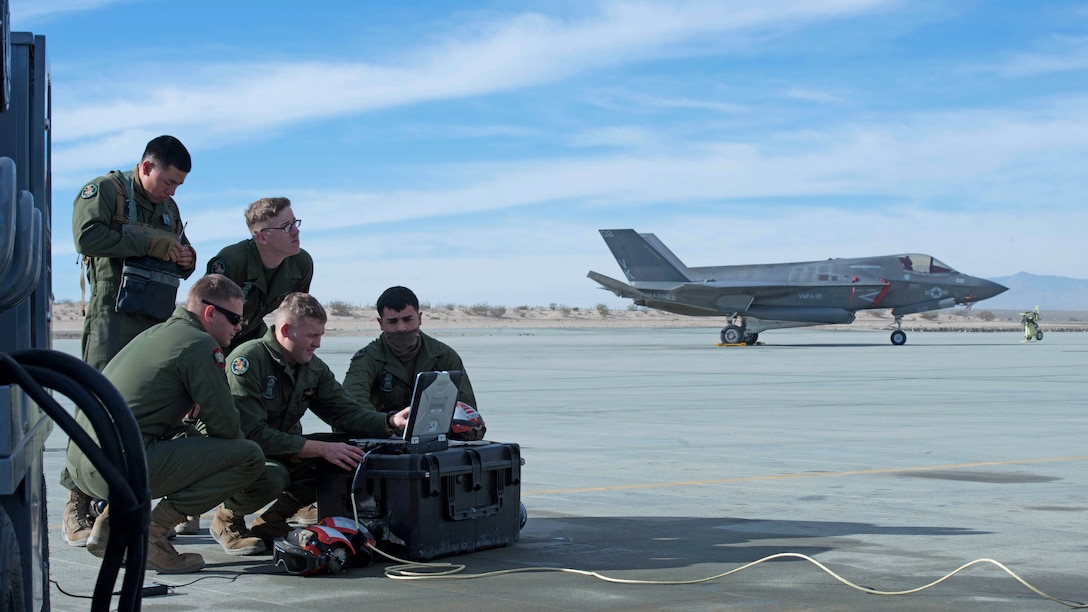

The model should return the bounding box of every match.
[205,197,314,351]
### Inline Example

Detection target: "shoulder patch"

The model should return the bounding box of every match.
[210,259,226,275]
[351,348,366,361]
[212,347,226,368]
[80,184,98,199]
[231,356,250,375]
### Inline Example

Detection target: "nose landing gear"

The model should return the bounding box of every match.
[890,315,907,345]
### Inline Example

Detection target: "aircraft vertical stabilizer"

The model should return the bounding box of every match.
[599,229,690,282]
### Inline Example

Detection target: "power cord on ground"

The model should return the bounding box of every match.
[336,454,1088,608]
[370,547,1086,609]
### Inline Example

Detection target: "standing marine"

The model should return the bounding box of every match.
[63,135,197,549]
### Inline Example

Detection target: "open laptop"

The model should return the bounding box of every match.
[351,370,463,453]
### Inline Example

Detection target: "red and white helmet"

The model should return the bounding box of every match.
[317,516,376,567]
[272,525,355,576]
[449,401,486,441]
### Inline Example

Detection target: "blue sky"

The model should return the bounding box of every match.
[17,0,1088,309]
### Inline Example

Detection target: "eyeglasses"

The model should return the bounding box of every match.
[260,219,302,234]
[201,299,242,326]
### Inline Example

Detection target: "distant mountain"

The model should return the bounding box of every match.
[979,272,1088,311]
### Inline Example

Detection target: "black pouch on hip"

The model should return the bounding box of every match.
[115,256,182,321]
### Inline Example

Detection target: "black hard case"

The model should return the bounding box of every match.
[317,442,523,561]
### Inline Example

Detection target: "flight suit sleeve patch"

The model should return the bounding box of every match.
[212,347,226,368]
[231,356,250,375]
[80,184,98,199]
[210,259,226,275]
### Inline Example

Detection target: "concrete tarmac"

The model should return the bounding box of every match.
[42,327,1088,611]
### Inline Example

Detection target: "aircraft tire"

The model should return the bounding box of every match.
[1035,330,1044,341]
[890,330,907,345]
[744,333,759,346]
[721,325,744,344]
[0,505,25,612]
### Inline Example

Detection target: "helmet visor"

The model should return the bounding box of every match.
[273,540,324,576]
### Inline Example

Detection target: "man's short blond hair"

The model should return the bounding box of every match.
[276,292,327,325]
[244,197,292,232]
[186,274,243,310]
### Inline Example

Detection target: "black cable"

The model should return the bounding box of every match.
[15,363,148,603]
[13,350,149,495]
[0,351,150,612]
[14,348,152,592]
[1,355,142,608]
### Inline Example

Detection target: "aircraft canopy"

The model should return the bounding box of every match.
[896,254,957,275]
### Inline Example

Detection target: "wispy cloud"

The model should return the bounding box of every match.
[10,0,131,22]
[50,0,893,172]
[986,36,1088,77]
[51,85,1088,281]
[778,87,846,104]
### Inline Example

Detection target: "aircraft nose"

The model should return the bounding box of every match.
[972,278,1008,301]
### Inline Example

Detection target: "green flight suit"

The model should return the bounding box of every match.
[64,307,264,517]
[206,240,314,351]
[223,330,390,513]
[73,167,196,370]
[342,331,477,414]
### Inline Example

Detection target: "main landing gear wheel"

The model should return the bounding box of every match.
[721,325,744,344]
[890,330,907,345]
[1035,330,1044,341]
[744,332,759,346]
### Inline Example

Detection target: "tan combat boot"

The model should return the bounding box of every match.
[249,495,304,545]
[288,503,319,526]
[210,506,266,556]
[86,504,110,558]
[62,489,94,547]
[148,502,205,574]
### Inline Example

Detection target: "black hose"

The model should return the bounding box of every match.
[18,364,150,592]
[0,351,150,612]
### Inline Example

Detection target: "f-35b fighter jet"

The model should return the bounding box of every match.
[588,229,1008,345]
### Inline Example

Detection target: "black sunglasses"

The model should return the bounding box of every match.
[201,299,242,326]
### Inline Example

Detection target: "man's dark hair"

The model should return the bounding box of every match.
[376,286,419,314]
[142,135,192,173]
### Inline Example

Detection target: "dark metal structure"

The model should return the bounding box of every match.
[0,7,53,608]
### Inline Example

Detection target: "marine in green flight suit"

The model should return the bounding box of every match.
[206,197,313,351]
[218,293,408,546]
[343,286,477,414]
[72,136,198,371]
[64,276,264,573]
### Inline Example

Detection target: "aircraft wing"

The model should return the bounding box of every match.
[591,271,889,313]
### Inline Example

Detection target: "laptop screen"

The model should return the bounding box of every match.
[403,370,463,444]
